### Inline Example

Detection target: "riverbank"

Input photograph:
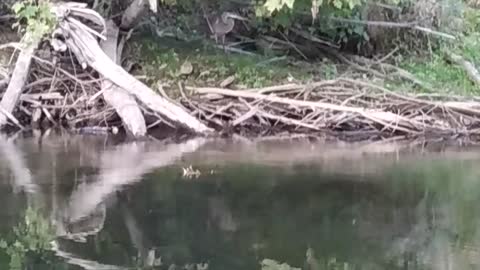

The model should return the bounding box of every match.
[0,2,479,143]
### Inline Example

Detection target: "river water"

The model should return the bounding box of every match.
[0,132,480,270]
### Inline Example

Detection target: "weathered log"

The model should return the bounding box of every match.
[99,20,147,138]
[0,40,38,128]
[52,3,212,134]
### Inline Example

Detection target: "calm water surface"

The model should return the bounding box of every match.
[1,133,480,270]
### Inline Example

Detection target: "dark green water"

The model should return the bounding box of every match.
[1,133,480,270]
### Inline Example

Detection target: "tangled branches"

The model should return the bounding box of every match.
[0,47,114,129]
[183,79,480,140]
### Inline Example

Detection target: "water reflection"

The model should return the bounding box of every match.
[0,132,480,269]
[0,135,36,193]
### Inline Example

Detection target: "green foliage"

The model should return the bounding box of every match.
[11,0,56,45]
[0,207,55,269]
[252,0,372,48]
[400,54,479,95]
[398,7,480,95]
[257,0,362,16]
[464,7,480,34]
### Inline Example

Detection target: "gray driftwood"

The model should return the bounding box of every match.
[52,3,211,134]
[100,20,147,138]
[0,40,38,128]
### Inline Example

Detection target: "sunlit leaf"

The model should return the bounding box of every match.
[263,0,296,14]
[12,2,25,14]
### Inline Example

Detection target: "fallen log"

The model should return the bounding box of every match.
[51,3,211,134]
[0,39,39,128]
[99,20,147,138]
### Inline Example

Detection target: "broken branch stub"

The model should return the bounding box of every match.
[51,3,211,134]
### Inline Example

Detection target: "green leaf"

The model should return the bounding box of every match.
[263,0,296,15]
[12,2,25,14]
[332,0,343,9]
[21,5,37,19]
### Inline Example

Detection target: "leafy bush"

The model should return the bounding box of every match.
[0,207,55,269]
[12,0,56,44]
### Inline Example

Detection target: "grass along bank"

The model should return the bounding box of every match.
[131,10,480,99]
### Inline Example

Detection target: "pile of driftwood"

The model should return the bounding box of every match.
[0,2,211,139]
[182,79,480,140]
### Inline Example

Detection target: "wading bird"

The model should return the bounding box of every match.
[207,12,248,51]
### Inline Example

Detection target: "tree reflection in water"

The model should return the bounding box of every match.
[0,132,480,269]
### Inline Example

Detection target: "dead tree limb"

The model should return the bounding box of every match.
[52,3,212,134]
[0,40,39,128]
[100,20,147,138]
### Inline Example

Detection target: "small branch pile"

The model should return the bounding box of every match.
[0,2,212,137]
[2,47,112,130]
[183,79,480,140]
